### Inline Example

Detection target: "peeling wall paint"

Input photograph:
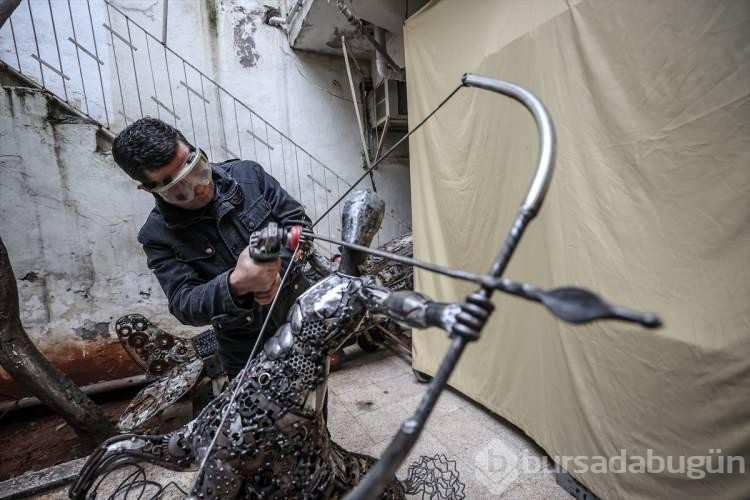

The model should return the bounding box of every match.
[232,5,263,68]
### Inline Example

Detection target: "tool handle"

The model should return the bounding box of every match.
[248,223,302,261]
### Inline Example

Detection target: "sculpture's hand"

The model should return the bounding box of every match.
[450,291,495,341]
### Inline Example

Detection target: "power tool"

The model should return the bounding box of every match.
[248,222,302,261]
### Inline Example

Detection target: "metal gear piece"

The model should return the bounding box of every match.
[128,332,149,349]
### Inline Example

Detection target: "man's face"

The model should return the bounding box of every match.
[140,141,214,210]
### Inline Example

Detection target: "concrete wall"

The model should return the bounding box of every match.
[0,85,181,396]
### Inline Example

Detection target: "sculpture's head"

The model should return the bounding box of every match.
[338,190,385,275]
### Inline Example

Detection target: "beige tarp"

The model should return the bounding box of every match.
[404,1,750,498]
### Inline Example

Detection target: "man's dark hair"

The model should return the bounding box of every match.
[112,117,192,182]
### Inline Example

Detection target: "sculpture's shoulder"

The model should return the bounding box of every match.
[296,273,372,320]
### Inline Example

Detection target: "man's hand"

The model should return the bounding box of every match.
[229,247,281,304]
[254,273,281,305]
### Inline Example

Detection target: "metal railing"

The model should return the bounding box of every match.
[0,0,410,251]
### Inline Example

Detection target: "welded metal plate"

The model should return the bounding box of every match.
[117,358,203,433]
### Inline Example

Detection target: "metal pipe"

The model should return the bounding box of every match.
[161,0,168,44]
[87,0,109,128]
[144,32,160,120]
[373,27,387,84]
[27,0,45,88]
[284,0,304,25]
[333,0,403,73]
[342,36,372,169]
[216,86,229,161]
[125,18,143,118]
[182,60,196,144]
[162,43,177,126]
[67,0,89,115]
[106,2,127,126]
[307,154,319,218]
[8,15,20,72]
[342,35,377,191]
[199,74,213,159]
[0,374,149,413]
[264,122,274,176]
[462,74,556,215]
[232,98,243,157]
[248,111,259,159]
[47,0,68,102]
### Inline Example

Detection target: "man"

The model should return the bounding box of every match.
[112,117,309,377]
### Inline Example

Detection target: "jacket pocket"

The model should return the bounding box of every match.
[173,239,218,262]
[239,198,272,232]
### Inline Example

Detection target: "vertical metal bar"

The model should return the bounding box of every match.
[161,0,168,44]
[264,122,273,176]
[216,88,229,161]
[9,17,21,72]
[66,0,89,114]
[296,146,302,199]
[248,112,259,161]
[47,0,68,101]
[277,137,288,194]
[336,177,343,233]
[144,33,160,120]
[233,99,243,158]
[162,44,177,126]
[278,134,290,198]
[106,2,127,126]
[182,61,196,144]
[307,154,319,219]
[28,0,45,88]
[293,146,303,210]
[342,36,370,167]
[318,158,332,241]
[199,74,213,159]
[87,0,109,128]
[125,18,143,117]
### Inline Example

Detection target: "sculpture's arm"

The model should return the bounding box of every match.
[357,285,463,331]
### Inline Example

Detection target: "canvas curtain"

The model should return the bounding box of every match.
[405,1,750,498]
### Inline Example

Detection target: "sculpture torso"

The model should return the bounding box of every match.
[162,274,404,499]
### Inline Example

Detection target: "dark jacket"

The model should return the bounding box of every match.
[138,160,309,376]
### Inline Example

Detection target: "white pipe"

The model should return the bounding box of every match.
[0,374,149,413]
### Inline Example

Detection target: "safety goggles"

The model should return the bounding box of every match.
[151,149,212,204]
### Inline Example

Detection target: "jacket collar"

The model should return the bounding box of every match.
[156,165,245,229]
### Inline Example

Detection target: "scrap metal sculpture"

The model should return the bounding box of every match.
[114,316,224,432]
[70,74,661,499]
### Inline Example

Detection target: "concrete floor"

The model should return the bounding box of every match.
[23,347,570,499]
[326,348,570,499]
